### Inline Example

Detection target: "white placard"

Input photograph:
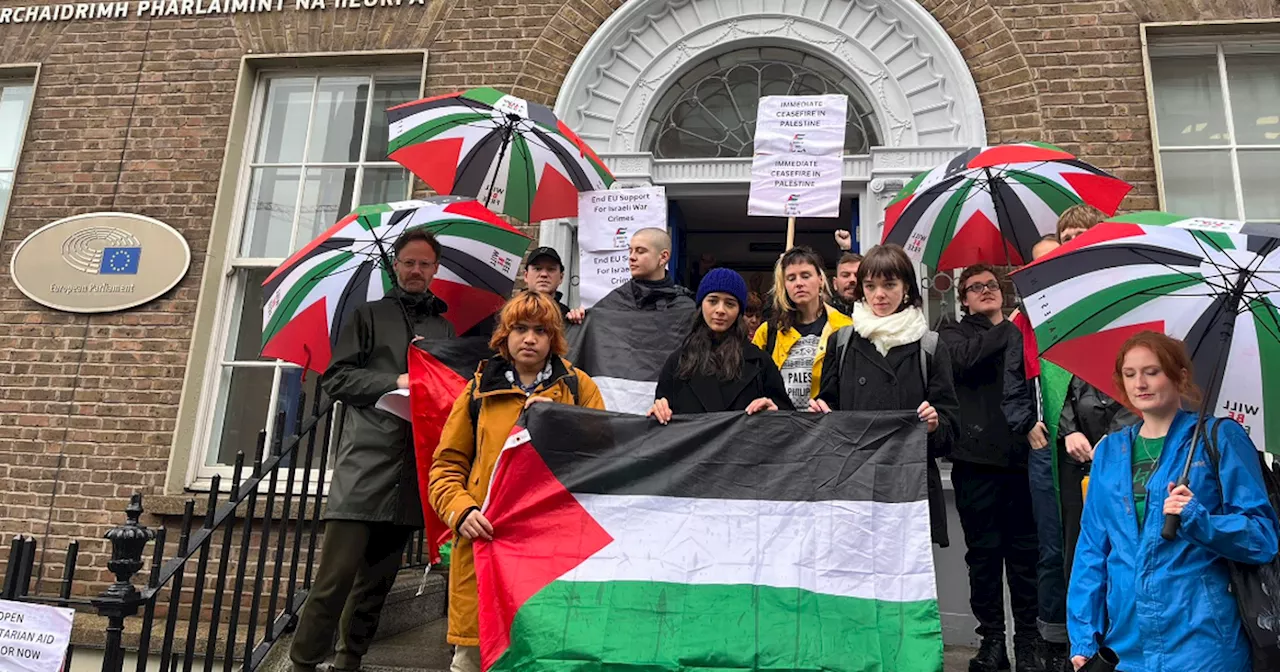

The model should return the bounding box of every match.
[748,153,844,218]
[578,249,634,309]
[752,94,848,155]
[748,94,847,219]
[0,600,74,672]
[375,388,411,422]
[577,187,667,252]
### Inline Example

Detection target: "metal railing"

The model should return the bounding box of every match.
[1,393,434,672]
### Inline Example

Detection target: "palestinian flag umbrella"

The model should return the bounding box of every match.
[386,87,614,223]
[260,197,529,374]
[475,405,942,672]
[882,142,1132,270]
[409,334,496,565]
[1012,212,1280,459]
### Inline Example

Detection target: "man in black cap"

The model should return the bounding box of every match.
[524,246,579,323]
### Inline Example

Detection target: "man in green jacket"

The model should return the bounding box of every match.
[290,227,456,672]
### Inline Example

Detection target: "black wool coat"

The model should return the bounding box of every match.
[655,343,795,414]
[816,328,959,546]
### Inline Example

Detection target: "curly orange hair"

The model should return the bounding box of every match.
[489,291,568,361]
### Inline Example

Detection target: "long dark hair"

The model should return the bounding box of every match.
[676,307,748,382]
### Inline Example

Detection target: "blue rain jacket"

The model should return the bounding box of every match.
[1067,411,1280,672]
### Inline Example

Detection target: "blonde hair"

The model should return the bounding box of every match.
[1057,204,1106,239]
[769,246,830,332]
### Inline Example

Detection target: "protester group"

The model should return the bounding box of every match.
[287,204,1280,672]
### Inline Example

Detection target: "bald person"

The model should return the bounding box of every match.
[566,227,691,322]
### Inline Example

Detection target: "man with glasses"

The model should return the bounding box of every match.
[291,227,455,672]
[939,264,1042,672]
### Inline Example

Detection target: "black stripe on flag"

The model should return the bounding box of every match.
[414,335,494,381]
[566,293,694,382]
[1014,244,1203,295]
[882,173,967,247]
[522,405,928,504]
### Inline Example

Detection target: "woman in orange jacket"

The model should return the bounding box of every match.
[428,291,605,672]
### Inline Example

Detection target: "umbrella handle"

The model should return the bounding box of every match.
[1160,475,1190,541]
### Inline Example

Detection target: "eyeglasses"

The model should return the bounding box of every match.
[396,259,439,270]
[963,280,1001,295]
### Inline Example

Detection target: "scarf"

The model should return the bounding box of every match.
[505,360,553,393]
[852,302,929,356]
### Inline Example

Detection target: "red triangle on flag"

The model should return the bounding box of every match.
[1043,321,1164,406]
[528,167,580,223]
[937,210,1024,270]
[390,137,465,196]
[261,298,333,375]
[474,429,613,671]
[410,346,471,565]
[882,196,913,242]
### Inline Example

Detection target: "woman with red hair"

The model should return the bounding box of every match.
[428,291,606,672]
[1067,331,1279,672]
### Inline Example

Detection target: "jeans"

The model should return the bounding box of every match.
[1028,445,1067,643]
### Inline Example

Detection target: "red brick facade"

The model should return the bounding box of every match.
[0,0,1274,597]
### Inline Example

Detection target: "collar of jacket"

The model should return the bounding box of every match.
[1128,408,1197,445]
[962,312,1001,330]
[390,287,448,317]
[628,277,692,308]
[474,354,573,397]
[686,342,766,411]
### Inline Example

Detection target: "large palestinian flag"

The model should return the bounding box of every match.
[475,406,942,671]
[409,335,495,563]
[566,287,695,414]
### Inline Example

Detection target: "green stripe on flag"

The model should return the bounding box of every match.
[1106,211,1184,227]
[921,179,975,268]
[897,170,929,201]
[1250,298,1280,455]
[387,111,495,153]
[263,251,356,346]
[504,134,535,222]
[1034,272,1204,348]
[380,265,393,295]
[491,580,942,672]
[1006,169,1081,215]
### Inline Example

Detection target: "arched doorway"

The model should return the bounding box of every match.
[545,0,987,320]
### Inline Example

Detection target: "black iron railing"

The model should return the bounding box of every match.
[1,394,434,672]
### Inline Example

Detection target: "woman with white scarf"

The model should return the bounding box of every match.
[810,243,960,546]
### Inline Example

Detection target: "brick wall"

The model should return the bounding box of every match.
[0,0,1273,599]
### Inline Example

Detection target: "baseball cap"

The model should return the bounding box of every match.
[526,246,564,269]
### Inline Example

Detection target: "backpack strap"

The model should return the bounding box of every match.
[765,322,778,361]
[834,327,854,383]
[919,331,938,390]
[563,366,580,405]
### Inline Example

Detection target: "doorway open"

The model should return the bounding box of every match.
[667,194,858,296]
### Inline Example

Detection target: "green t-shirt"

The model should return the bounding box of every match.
[1132,435,1166,524]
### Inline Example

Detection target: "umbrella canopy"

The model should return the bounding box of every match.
[386,87,614,223]
[261,197,530,374]
[1012,211,1280,453]
[882,142,1132,270]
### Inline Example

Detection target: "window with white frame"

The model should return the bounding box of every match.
[200,70,421,471]
[1148,37,1280,223]
[0,79,35,228]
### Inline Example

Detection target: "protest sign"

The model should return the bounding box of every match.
[748,95,847,226]
[576,187,667,308]
[0,600,74,672]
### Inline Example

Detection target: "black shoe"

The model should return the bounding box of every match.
[1037,639,1069,672]
[970,637,1011,672]
[1014,639,1044,672]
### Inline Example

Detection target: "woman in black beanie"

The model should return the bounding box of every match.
[648,268,794,422]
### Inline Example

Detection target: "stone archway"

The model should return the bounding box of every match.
[553,0,988,153]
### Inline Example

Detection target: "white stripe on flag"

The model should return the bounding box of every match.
[564,494,937,603]
[591,377,656,415]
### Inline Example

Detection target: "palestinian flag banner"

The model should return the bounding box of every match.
[409,335,495,563]
[565,289,695,415]
[475,406,942,671]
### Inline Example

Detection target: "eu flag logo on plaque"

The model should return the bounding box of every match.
[100,247,142,274]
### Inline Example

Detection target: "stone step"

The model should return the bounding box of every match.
[357,618,452,672]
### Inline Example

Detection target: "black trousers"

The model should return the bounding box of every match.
[290,520,414,671]
[952,460,1040,642]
